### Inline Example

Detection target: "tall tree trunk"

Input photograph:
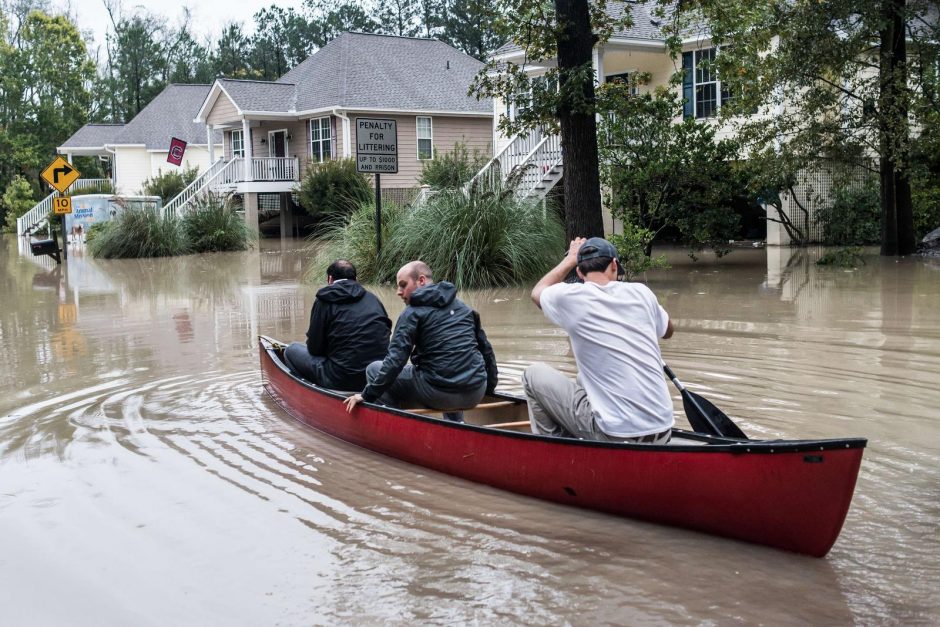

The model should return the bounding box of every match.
[879,0,916,255]
[555,0,604,240]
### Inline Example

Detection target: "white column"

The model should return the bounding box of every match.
[207,125,215,163]
[242,118,253,181]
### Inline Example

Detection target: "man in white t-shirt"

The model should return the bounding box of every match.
[524,237,675,443]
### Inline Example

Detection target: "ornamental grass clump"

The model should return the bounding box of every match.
[310,183,565,288]
[182,193,255,253]
[388,187,565,288]
[88,205,188,258]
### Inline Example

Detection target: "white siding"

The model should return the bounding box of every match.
[112,147,151,195]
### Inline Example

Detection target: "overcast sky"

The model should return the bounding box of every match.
[61,0,294,51]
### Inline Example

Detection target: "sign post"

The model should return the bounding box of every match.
[355,118,398,256]
[41,156,81,261]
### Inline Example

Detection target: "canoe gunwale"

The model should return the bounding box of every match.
[258,335,867,455]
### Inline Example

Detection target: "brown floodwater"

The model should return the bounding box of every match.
[1,235,938,625]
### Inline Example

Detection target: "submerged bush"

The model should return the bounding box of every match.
[142,166,200,204]
[816,180,881,245]
[2,175,37,232]
[182,193,255,253]
[609,224,670,280]
[817,246,865,267]
[88,206,187,258]
[84,221,112,246]
[311,183,565,288]
[297,158,373,218]
[418,140,490,190]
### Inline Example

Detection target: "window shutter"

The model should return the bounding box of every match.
[682,51,694,119]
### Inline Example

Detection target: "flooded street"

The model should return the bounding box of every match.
[1,234,938,625]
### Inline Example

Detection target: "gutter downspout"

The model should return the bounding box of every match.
[332,109,352,159]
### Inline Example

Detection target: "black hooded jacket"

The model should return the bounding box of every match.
[306,280,391,390]
[361,281,498,402]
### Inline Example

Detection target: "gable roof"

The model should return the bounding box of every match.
[493,1,677,58]
[113,84,221,149]
[59,123,125,150]
[279,32,490,114]
[197,32,491,120]
[216,79,297,113]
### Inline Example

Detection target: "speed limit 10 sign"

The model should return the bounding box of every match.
[53,196,72,214]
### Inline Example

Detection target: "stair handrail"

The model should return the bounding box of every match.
[516,133,563,199]
[16,178,111,236]
[167,158,243,217]
[163,158,229,217]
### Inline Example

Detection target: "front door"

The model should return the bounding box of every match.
[269,130,288,158]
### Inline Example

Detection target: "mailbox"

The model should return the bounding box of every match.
[29,232,61,263]
[30,238,58,256]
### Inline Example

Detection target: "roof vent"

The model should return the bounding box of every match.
[446,60,450,70]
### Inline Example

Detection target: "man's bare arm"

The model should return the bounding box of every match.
[663,319,674,339]
[531,237,585,309]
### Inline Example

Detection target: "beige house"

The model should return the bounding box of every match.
[191,32,493,231]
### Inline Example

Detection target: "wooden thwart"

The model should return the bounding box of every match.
[404,400,519,415]
[486,420,531,429]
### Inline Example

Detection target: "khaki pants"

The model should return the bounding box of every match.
[522,362,670,443]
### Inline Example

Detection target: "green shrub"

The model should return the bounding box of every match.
[182,193,255,253]
[817,246,865,267]
[297,158,372,218]
[84,220,112,246]
[419,140,490,190]
[2,175,37,232]
[816,179,881,245]
[142,166,200,204]
[609,224,670,279]
[310,184,565,288]
[88,206,188,258]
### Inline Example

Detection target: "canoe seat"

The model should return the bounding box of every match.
[405,400,518,415]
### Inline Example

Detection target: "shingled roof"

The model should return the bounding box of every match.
[278,32,490,113]
[113,84,221,149]
[59,123,125,150]
[199,32,490,118]
[493,1,677,57]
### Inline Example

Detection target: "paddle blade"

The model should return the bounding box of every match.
[683,389,748,439]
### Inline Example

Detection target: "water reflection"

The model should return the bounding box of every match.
[1,235,939,624]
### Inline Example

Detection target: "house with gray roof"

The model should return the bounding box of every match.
[57,84,222,195]
[192,32,493,228]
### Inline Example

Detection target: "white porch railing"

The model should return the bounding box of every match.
[514,133,563,199]
[249,157,298,182]
[162,158,229,217]
[16,178,111,236]
[466,128,545,191]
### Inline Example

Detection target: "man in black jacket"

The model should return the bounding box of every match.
[343,261,498,421]
[284,259,391,391]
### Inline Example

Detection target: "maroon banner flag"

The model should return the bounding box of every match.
[167,137,187,166]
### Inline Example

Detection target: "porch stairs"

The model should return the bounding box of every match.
[162,158,239,217]
[466,127,563,201]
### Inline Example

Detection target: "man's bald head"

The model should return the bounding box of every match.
[396,260,434,304]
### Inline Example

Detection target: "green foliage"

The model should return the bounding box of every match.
[297,159,372,218]
[83,220,112,246]
[817,247,865,268]
[2,175,37,232]
[598,86,743,257]
[816,180,881,246]
[910,115,940,239]
[419,141,489,190]
[88,206,187,258]
[608,225,669,280]
[182,194,255,253]
[142,166,200,204]
[311,183,566,288]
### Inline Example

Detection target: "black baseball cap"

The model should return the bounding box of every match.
[577,237,624,276]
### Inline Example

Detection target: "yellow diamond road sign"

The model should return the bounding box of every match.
[41,156,80,194]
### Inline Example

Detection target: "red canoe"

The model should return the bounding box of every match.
[260,336,866,557]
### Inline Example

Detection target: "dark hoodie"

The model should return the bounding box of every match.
[361,281,498,402]
[306,280,391,390]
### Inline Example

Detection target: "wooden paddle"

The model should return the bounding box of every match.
[663,365,748,439]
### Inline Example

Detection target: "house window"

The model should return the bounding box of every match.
[605,72,638,96]
[416,116,433,160]
[309,117,332,163]
[231,130,244,158]
[682,48,731,119]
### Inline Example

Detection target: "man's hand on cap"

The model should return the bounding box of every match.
[567,237,587,258]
